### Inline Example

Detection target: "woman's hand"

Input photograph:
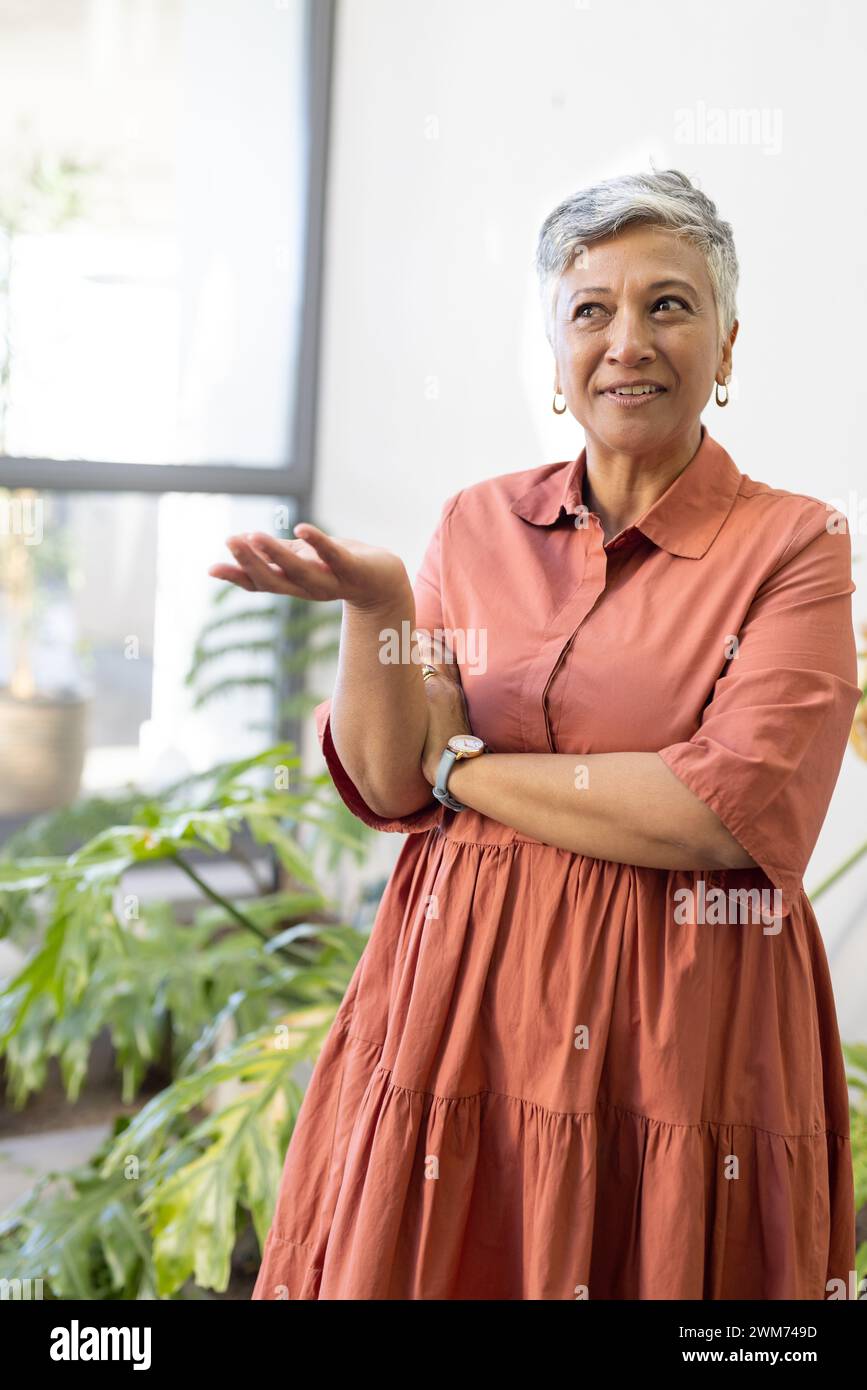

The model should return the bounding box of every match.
[208,523,410,611]
[416,632,474,785]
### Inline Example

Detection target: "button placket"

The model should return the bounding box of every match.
[605,527,636,555]
[542,636,577,750]
[519,526,609,754]
[544,519,642,749]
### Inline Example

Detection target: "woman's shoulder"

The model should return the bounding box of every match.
[733,471,850,554]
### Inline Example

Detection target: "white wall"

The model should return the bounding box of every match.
[312,0,867,1034]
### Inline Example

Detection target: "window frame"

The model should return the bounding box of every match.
[0,0,334,507]
[0,0,337,884]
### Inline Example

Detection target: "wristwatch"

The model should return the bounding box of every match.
[432,734,489,811]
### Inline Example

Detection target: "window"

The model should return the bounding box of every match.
[0,0,334,838]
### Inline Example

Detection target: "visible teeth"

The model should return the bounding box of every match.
[611,385,661,395]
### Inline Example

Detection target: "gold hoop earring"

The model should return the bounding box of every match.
[715,380,729,407]
[552,391,567,415]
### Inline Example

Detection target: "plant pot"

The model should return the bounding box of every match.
[0,688,89,816]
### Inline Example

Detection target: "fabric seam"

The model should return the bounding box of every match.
[353,1062,850,1142]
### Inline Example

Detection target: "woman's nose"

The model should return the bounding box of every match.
[605,309,655,361]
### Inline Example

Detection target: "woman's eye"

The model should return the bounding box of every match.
[573,297,688,321]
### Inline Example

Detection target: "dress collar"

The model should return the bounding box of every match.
[509,424,742,559]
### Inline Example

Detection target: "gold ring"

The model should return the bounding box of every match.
[421,664,437,680]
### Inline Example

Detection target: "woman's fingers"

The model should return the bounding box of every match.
[226,538,292,592]
[210,532,335,599]
[222,537,308,595]
[239,529,352,600]
[414,630,434,672]
[248,525,343,578]
[291,522,350,577]
[244,531,337,595]
[210,523,403,606]
[414,627,460,680]
[207,562,257,592]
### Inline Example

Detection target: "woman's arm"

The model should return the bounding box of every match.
[435,749,757,870]
[418,656,755,871]
[330,587,437,819]
[208,524,438,819]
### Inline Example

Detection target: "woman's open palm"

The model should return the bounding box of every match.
[208,523,408,608]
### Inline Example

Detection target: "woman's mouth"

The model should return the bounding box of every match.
[601,386,667,409]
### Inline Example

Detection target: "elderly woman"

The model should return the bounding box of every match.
[211,169,860,1301]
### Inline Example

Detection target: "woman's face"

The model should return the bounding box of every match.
[551,223,737,452]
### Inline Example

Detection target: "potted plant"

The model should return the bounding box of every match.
[0,489,89,815]
[0,148,99,817]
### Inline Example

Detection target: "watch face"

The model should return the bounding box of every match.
[448,735,485,755]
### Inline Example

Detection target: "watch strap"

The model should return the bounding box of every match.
[432,747,469,811]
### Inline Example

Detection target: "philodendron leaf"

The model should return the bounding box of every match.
[244,813,317,888]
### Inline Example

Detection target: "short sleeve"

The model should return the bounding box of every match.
[658,513,861,918]
[311,489,463,834]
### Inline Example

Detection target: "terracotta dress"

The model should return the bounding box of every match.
[251,424,861,1301]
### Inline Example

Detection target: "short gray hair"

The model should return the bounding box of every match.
[535,168,739,354]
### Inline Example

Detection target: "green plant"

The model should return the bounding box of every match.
[0,743,366,1101]
[843,1042,867,1286]
[0,926,366,1299]
[0,741,371,1297]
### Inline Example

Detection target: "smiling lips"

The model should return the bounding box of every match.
[600,382,668,408]
[605,383,665,393]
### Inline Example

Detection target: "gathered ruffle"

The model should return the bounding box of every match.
[251,1024,854,1301]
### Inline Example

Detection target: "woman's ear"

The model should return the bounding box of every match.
[720,319,739,378]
